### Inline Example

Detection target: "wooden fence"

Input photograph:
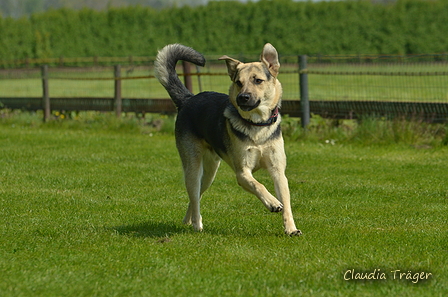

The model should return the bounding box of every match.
[1,58,448,124]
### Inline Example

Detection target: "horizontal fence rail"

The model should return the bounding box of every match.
[302,70,448,76]
[0,97,177,113]
[1,53,448,123]
[0,56,154,68]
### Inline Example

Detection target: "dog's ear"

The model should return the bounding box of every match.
[260,43,280,77]
[218,55,241,80]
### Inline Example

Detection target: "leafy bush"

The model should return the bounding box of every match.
[1,0,448,62]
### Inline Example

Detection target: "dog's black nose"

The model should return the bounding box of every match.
[237,93,259,111]
[237,93,250,103]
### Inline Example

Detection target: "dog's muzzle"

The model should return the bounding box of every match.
[237,93,260,111]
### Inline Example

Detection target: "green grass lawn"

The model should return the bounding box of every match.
[0,119,447,296]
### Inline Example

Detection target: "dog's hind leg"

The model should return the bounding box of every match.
[183,149,220,231]
[200,149,221,195]
[177,138,205,231]
[182,159,204,231]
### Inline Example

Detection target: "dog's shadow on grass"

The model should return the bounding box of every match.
[113,221,189,239]
[112,220,278,239]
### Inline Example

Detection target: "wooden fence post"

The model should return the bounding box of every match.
[196,65,203,93]
[114,65,122,117]
[41,65,50,122]
[299,55,310,128]
[182,61,193,93]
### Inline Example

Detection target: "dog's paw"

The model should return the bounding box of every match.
[286,229,302,236]
[268,200,283,212]
[193,224,203,232]
[192,216,203,232]
[183,217,192,225]
[270,204,283,212]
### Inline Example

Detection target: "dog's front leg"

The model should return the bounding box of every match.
[236,169,283,213]
[271,172,302,236]
[264,146,302,236]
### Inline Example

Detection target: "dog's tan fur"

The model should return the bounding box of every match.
[155,43,301,236]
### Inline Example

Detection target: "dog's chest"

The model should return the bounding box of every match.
[228,121,281,145]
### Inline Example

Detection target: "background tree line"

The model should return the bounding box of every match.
[0,0,447,62]
[0,0,204,17]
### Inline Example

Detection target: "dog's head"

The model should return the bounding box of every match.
[219,43,282,123]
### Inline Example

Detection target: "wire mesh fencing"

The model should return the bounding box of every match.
[1,53,448,122]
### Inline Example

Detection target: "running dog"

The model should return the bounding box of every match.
[154,43,301,236]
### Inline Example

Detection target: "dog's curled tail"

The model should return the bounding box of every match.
[154,44,205,109]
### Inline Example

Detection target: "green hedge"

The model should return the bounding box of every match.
[1,0,448,61]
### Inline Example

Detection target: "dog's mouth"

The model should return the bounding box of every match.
[237,93,261,111]
[239,100,260,111]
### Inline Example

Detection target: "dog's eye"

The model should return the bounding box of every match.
[236,80,243,88]
[254,78,264,85]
